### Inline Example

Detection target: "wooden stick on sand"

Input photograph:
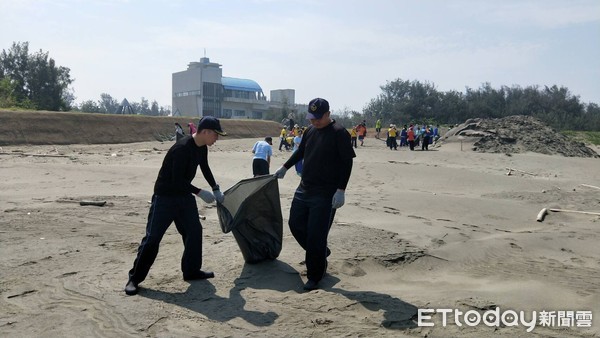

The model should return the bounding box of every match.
[0,152,72,158]
[79,200,107,207]
[506,167,536,176]
[549,208,600,216]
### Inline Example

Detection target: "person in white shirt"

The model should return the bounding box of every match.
[252,136,273,177]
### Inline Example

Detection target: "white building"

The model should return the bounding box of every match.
[172,57,304,119]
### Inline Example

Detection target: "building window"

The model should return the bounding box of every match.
[174,90,202,97]
[224,89,259,100]
[234,110,245,117]
[202,82,223,117]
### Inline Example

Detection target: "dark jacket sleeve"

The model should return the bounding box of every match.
[337,158,353,190]
[198,148,218,189]
[336,128,354,190]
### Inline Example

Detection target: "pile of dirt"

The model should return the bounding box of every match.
[442,115,598,158]
[0,110,282,146]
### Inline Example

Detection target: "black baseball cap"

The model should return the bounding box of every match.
[197,116,227,136]
[306,98,329,120]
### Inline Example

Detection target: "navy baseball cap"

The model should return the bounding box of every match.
[306,98,329,120]
[197,116,227,136]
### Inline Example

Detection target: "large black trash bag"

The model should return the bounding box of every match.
[217,175,283,263]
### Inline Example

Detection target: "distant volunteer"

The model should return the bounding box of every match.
[252,136,273,177]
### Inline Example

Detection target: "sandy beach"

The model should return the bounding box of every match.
[1,136,599,337]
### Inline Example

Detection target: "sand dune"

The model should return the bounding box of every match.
[0,110,282,145]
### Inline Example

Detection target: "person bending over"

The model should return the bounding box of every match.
[125,116,227,296]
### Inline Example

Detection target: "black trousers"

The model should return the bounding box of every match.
[288,189,336,282]
[252,158,269,177]
[422,136,430,150]
[128,194,203,284]
[278,138,288,150]
[387,136,397,150]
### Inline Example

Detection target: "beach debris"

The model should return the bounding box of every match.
[57,197,108,206]
[549,208,600,216]
[537,207,600,222]
[442,116,598,157]
[506,167,537,176]
[536,208,548,222]
[7,290,37,299]
[580,184,600,191]
[79,200,107,207]
[0,152,72,158]
[312,318,333,326]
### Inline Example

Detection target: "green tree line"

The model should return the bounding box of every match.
[361,79,600,131]
[3,41,597,129]
[0,42,74,110]
[70,93,171,116]
[1,41,170,115]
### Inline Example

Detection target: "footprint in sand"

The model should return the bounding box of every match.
[430,238,446,247]
[339,261,366,277]
[509,242,522,250]
[383,206,401,215]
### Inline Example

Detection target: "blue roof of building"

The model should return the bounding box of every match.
[222,77,262,92]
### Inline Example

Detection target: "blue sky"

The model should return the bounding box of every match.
[1,0,598,112]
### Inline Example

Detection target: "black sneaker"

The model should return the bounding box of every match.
[184,270,215,281]
[303,279,319,291]
[124,281,138,296]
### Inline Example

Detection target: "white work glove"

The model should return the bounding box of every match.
[213,188,224,204]
[196,189,215,203]
[332,189,345,209]
[274,166,288,179]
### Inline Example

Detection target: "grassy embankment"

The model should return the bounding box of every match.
[562,131,600,145]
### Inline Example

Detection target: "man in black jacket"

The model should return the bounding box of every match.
[125,116,227,296]
[274,98,356,291]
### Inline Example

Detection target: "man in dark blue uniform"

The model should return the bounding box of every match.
[275,98,355,291]
[125,116,226,296]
